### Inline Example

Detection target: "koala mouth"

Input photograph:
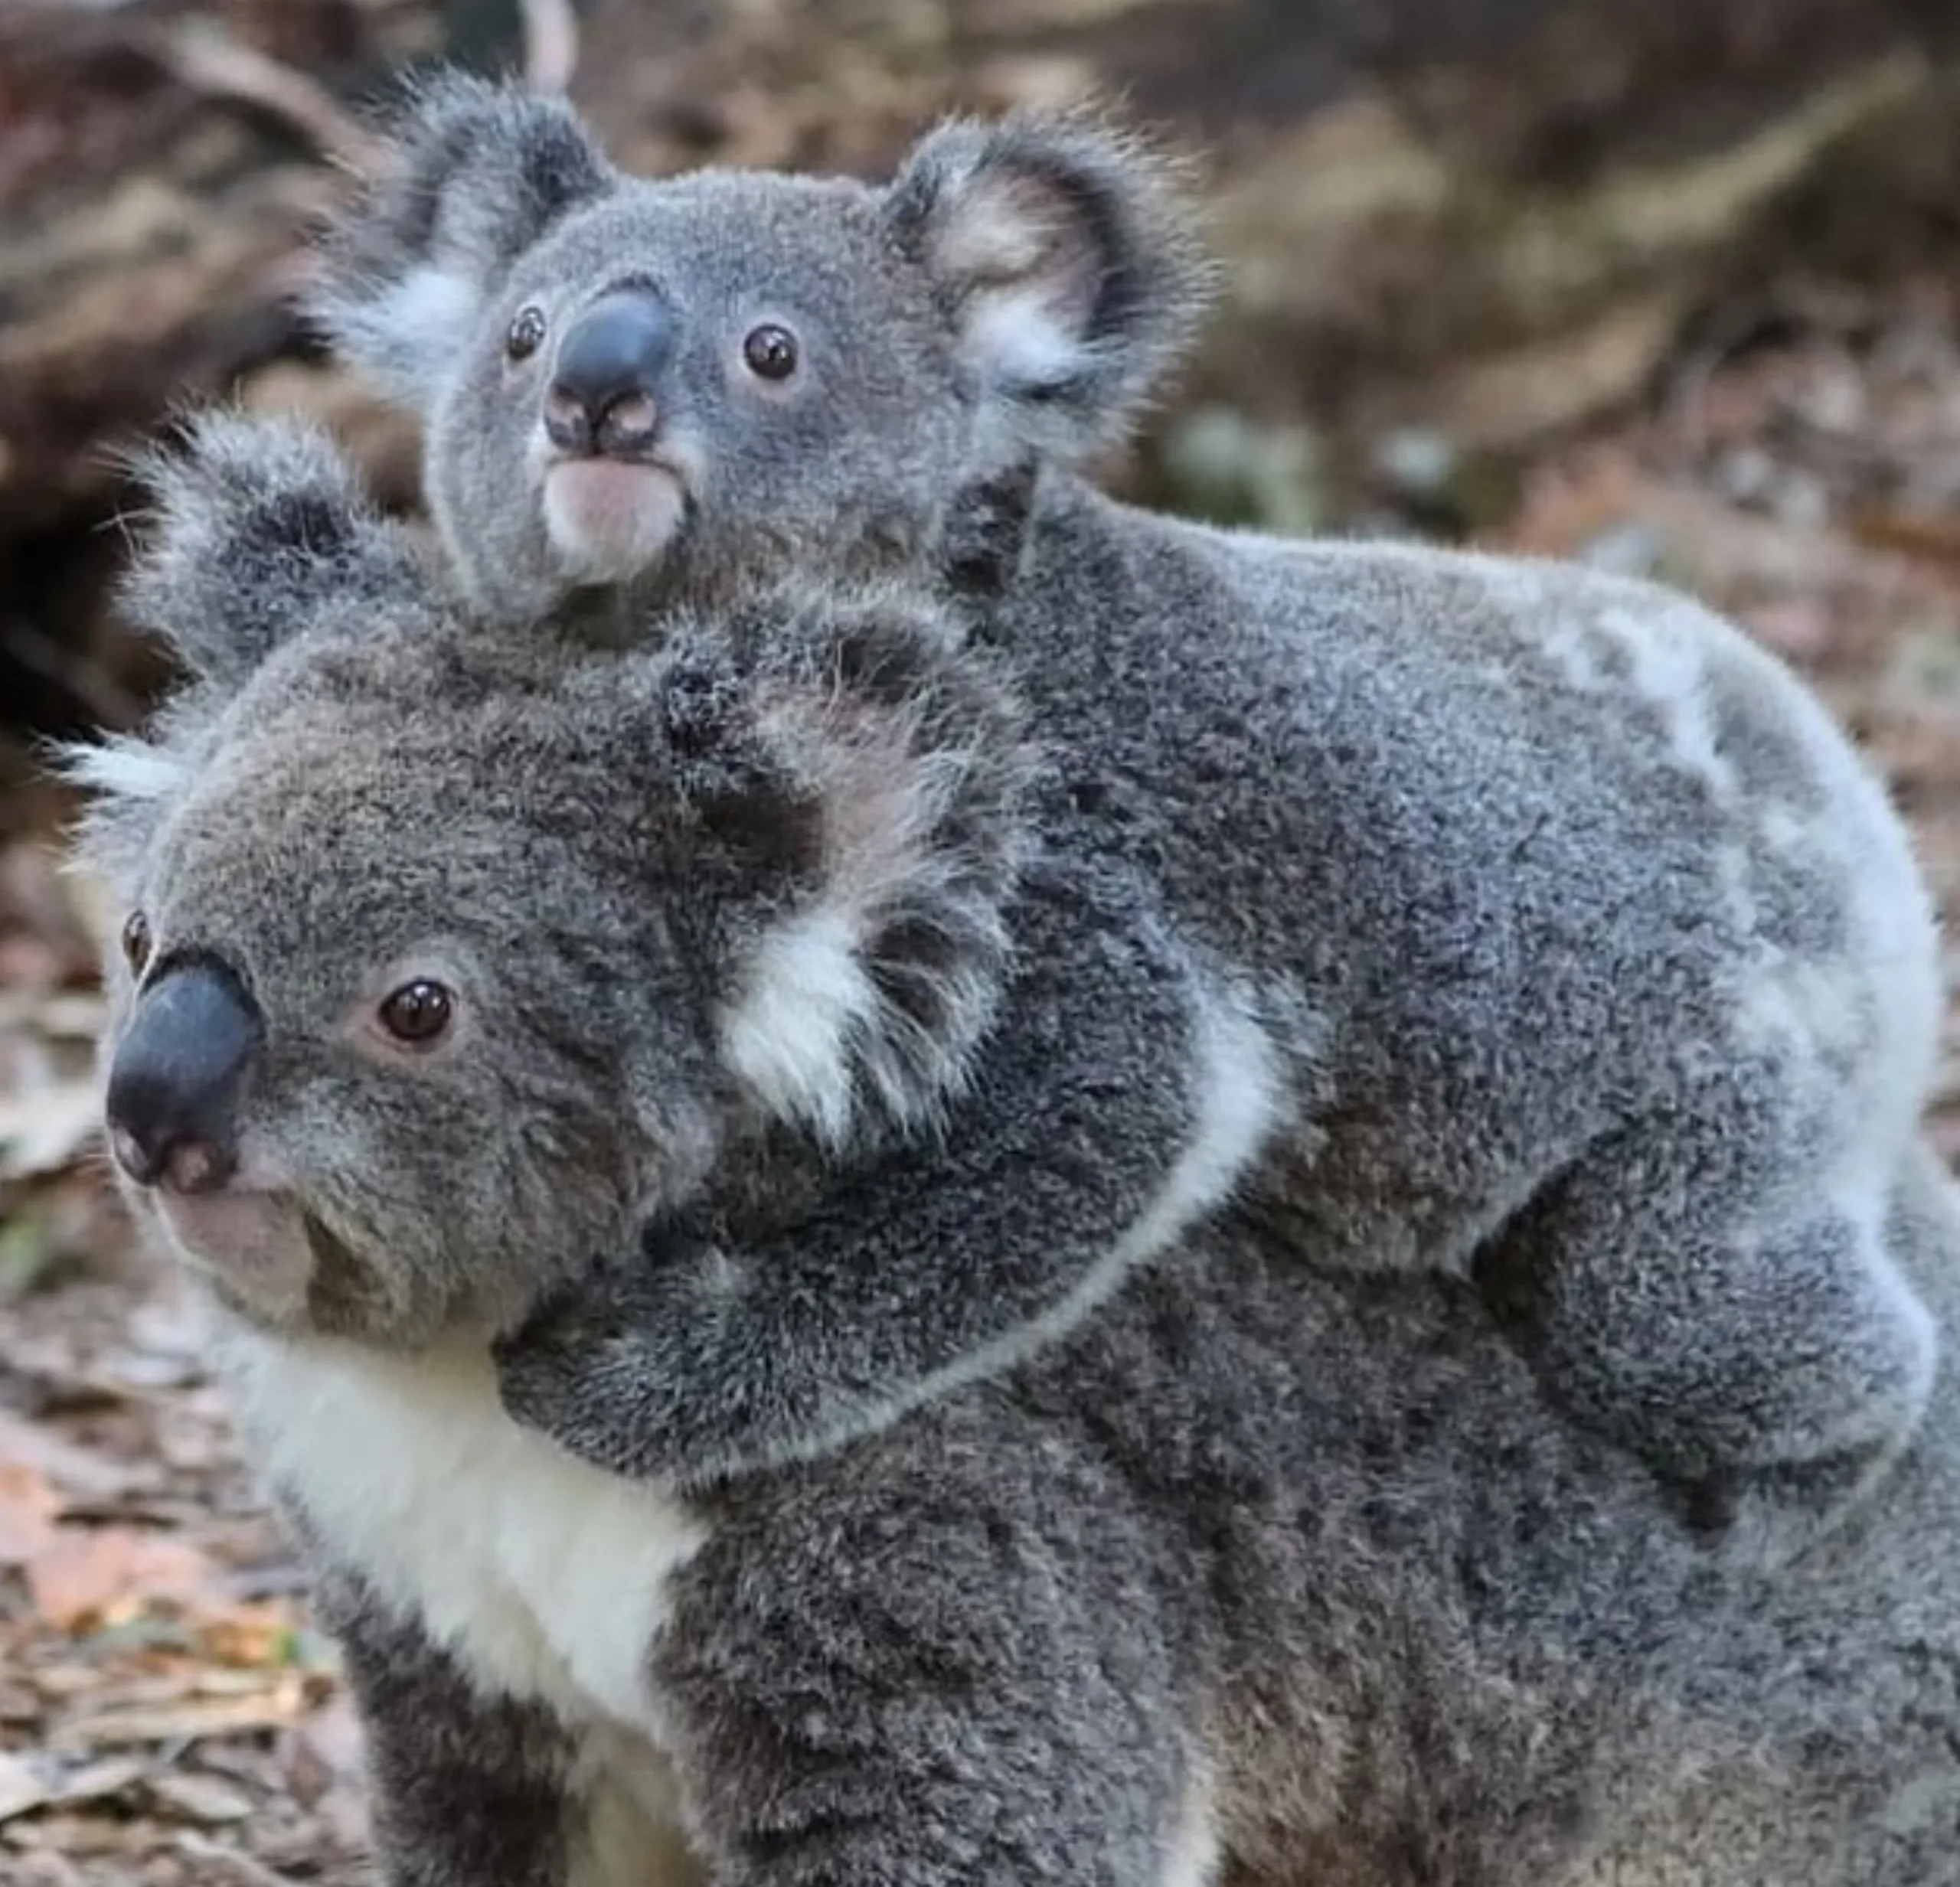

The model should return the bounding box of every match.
[542,458,689,584]
[152,1187,397,1340]
[150,1186,317,1327]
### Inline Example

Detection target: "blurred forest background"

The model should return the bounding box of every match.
[7,0,1960,1878]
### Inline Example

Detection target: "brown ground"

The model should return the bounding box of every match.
[7,20,1960,1887]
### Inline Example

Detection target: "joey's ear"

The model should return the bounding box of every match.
[304,70,615,406]
[884,107,1214,462]
[117,410,426,695]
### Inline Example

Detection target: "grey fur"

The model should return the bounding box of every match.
[66,435,1960,1881]
[315,77,1946,1535]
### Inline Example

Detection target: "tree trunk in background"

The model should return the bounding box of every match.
[2,0,1958,756]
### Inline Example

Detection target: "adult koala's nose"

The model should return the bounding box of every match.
[545,289,678,459]
[104,959,262,1194]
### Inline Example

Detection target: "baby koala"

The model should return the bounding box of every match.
[309,72,1950,1543]
[79,411,1266,1487]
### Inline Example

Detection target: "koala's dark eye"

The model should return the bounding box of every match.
[506,305,548,362]
[741,323,799,381]
[119,910,152,977]
[377,978,456,1047]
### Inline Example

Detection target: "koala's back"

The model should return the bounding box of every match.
[230,1147,1960,1887]
[998,482,1939,1269]
[656,1143,1960,1887]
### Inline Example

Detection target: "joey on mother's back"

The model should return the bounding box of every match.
[312,74,1952,1548]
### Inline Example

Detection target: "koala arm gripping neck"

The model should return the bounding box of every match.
[492,857,1283,1487]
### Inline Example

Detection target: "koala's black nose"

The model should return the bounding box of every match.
[546,289,678,457]
[105,960,262,1194]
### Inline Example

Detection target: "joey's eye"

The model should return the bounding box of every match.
[377,978,456,1047]
[741,323,799,381]
[119,911,152,977]
[506,305,548,361]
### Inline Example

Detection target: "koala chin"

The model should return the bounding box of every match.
[539,455,692,586]
[306,72,1952,1551]
[66,409,1960,1887]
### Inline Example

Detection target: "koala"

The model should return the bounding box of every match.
[308,72,1949,1537]
[69,415,1960,1887]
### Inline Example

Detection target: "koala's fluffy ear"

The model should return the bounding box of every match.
[884,108,1213,462]
[305,71,615,406]
[661,590,1034,1149]
[118,410,426,694]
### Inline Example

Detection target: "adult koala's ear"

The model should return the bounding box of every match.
[305,70,615,407]
[884,107,1214,463]
[658,589,1034,1149]
[118,410,425,695]
[65,410,414,874]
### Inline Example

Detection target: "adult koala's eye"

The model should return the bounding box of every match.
[119,910,152,977]
[741,322,799,381]
[506,305,548,362]
[377,978,456,1046]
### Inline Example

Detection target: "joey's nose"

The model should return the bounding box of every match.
[105,960,262,1193]
[546,289,678,456]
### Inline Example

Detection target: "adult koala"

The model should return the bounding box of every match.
[68,413,1960,1887]
[305,73,1949,1539]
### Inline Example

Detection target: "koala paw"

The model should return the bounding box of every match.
[492,1283,658,1468]
[493,1238,820,1488]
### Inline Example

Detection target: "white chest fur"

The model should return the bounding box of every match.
[221,1325,709,1738]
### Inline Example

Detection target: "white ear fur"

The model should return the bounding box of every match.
[964,292,1096,393]
[55,736,191,893]
[713,717,963,1153]
[709,615,1023,1152]
[719,904,878,1152]
[926,164,1106,398]
[318,262,483,406]
[887,112,1212,461]
[55,737,187,804]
